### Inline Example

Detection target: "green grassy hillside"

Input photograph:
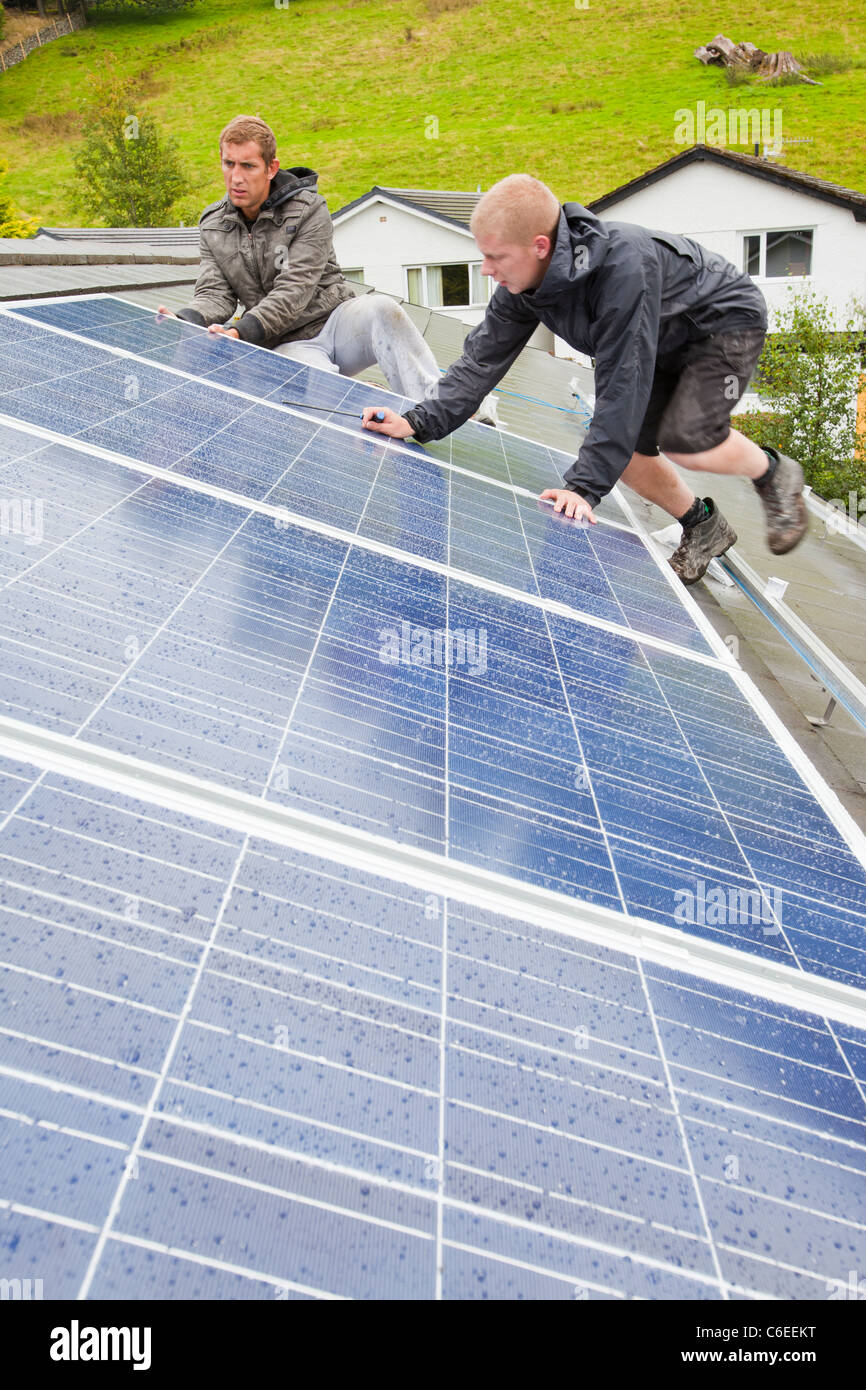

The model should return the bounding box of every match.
[2,0,865,224]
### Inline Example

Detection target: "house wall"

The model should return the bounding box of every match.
[332,201,479,300]
[592,162,866,330]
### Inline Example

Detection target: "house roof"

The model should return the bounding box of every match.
[39,226,201,246]
[377,186,482,225]
[588,145,866,222]
[331,186,480,231]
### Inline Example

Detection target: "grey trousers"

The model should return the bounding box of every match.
[274,294,441,400]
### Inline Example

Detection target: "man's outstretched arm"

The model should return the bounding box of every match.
[362,288,537,442]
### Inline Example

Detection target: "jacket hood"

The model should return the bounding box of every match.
[526,203,609,305]
[263,166,319,210]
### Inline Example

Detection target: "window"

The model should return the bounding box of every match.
[743,229,813,278]
[405,263,491,308]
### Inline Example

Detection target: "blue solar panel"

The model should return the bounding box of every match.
[0,309,712,655]
[6,297,573,494]
[0,440,864,981]
[0,762,864,1300]
[2,294,866,1302]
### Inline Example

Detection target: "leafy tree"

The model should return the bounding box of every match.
[737,287,866,500]
[0,159,37,237]
[71,58,188,227]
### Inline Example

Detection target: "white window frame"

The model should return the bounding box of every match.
[404,262,491,308]
[742,228,815,280]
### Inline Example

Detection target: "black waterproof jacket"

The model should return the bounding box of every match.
[405,204,767,504]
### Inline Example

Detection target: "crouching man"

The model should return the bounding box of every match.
[158,114,441,400]
[360,174,807,583]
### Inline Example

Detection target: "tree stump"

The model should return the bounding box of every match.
[694,34,821,84]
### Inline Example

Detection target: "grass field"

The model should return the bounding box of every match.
[1,0,865,225]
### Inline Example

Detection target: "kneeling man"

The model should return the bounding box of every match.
[361,174,807,583]
[159,114,441,400]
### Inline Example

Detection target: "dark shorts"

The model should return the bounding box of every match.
[634,326,766,457]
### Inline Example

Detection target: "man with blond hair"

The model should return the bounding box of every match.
[159,115,441,399]
[362,173,807,583]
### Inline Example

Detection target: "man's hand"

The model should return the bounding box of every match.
[156,305,176,320]
[208,324,240,339]
[540,488,597,524]
[360,407,413,438]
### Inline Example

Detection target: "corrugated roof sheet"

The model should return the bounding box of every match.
[39,226,201,245]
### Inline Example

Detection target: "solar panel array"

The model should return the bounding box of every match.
[1,295,865,1301]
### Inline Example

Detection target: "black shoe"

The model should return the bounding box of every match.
[755,448,808,554]
[669,498,737,585]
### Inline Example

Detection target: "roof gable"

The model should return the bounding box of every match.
[588,146,866,222]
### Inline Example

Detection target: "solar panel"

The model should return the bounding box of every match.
[0,304,713,654]
[1,294,865,1302]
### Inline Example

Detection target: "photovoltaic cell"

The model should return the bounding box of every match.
[1,294,865,1302]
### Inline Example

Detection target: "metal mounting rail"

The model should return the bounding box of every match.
[718,548,866,734]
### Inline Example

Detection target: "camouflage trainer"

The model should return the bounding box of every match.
[668,498,737,585]
[756,448,808,554]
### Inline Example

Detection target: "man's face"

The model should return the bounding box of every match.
[475,229,552,294]
[220,140,280,217]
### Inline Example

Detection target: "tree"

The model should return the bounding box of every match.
[737,286,866,500]
[0,159,37,238]
[71,58,189,227]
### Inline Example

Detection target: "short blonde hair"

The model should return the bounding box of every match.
[219,115,277,166]
[471,174,560,245]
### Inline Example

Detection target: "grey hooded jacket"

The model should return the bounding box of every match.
[177,167,354,348]
[404,204,767,505]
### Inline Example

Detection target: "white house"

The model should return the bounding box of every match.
[588,145,866,333]
[331,187,486,313]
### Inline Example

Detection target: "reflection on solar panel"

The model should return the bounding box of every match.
[1,294,865,1301]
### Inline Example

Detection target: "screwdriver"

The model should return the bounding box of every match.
[281,400,386,422]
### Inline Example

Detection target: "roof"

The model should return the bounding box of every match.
[0,261,197,302]
[331,185,480,231]
[39,225,201,246]
[0,230,199,268]
[588,145,866,221]
[377,185,482,225]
